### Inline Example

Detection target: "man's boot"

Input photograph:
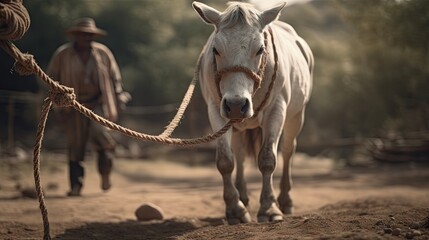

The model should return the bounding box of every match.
[68,161,84,196]
[98,150,113,191]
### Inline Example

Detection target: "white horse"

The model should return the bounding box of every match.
[192,1,314,224]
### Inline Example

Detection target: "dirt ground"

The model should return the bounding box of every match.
[0,148,428,240]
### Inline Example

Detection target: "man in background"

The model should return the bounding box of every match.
[47,18,131,196]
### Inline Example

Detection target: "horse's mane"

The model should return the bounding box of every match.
[219,1,261,29]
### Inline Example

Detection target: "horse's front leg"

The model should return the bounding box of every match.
[278,109,305,214]
[208,103,251,225]
[232,131,249,207]
[257,98,286,222]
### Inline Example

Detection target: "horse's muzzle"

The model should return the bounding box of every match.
[222,97,252,120]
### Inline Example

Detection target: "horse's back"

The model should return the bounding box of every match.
[273,21,313,76]
[272,21,314,115]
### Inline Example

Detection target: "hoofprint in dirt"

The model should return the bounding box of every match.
[0,150,428,239]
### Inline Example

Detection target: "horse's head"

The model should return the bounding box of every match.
[193,1,285,120]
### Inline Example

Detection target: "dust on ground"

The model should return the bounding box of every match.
[0,149,428,240]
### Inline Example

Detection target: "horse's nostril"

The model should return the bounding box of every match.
[223,100,231,113]
[241,99,249,113]
[223,97,251,119]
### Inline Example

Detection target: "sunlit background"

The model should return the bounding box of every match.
[1,0,428,164]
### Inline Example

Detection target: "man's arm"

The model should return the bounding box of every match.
[106,48,131,110]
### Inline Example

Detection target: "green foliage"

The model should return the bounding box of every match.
[1,0,427,145]
[335,0,429,135]
[283,0,429,144]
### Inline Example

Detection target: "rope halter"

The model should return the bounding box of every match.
[213,30,269,99]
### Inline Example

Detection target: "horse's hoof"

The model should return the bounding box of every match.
[241,211,252,223]
[257,202,284,223]
[227,218,241,225]
[280,206,294,215]
[227,211,251,225]
[257,215,269,223]
[271,215,284,222]
[257,214,284,223]
[277,194,293,215]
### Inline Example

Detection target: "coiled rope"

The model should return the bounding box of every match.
[0,0,30,41]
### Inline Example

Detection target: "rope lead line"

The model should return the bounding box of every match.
[0,39,233,240]
[33,98,53,240]
[158,51,203,138]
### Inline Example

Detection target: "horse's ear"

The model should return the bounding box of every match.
[192,1,221,26]
[260,2,287,27]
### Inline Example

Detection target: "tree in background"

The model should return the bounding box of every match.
[277,0,429,151]
[335,0,429,136]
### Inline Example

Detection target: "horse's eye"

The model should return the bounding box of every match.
[256,46,264,55]
[213,47,219,56]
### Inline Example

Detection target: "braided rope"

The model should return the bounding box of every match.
[33,98,53,240]
[0,0,30,41]
[253,28,278,116]
[158,51,203,138]
[72,98,236,145]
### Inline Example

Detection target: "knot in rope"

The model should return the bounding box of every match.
[0,0,30,41]
[13,52,34,75]
[48,89,76,108]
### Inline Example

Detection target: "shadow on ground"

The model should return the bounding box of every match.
[54,217,225,240]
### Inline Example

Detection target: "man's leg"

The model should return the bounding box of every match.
[66,112,90,196]
[68,161,84,196]
[98,150,113,191]
[90,121,116,192]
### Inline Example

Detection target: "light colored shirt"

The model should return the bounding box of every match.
[47,42,124,121]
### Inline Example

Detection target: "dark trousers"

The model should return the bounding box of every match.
[64,109,115,189]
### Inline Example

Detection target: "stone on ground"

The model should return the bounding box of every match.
[135,203,164,221]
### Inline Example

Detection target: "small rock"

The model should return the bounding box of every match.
[384,228,392,234]
[390,216,396,221]
[135,203,164,221]
[392,228,401,236]
[412,230,422,237]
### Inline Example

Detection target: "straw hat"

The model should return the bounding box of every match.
[65,18,107,37]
